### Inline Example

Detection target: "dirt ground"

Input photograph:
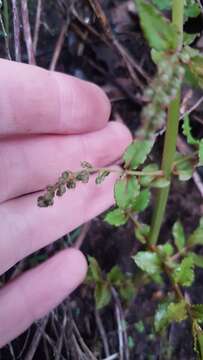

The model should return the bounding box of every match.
[0,1,203,359]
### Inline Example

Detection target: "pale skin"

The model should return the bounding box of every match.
[0,59,132,347]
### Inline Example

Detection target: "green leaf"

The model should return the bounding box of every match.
[123,139,154,169]
[154,302,170,333]
[107,266,125,285]
[114,177,140,209]
[167,301,188,322]
[158,243,174,259]
[151,177,170,188]
[140,163,159,187]
[190,253,203,268]
[183,114,199,145]
[87,256,102,283]
[133,251,161,275]
[191,305,203,323]
[183,32,199,46]
[95,282,111,310]
[132,189,151,212]
[136,0,178,51]
[193,321,203,360]
[154,300,187,333]
[135,223,150,244]
[189,55,203,89]
[151,0,171,11]
[172,220,186,251]
[105,208,127,226]
[188,218,203,246]
[173,255,194,287]
[185,2,201,20]
[174,153,194,181]
[199,140,203,166]
[119,279,135,302]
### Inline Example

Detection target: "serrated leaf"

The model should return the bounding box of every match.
[173,220,186,251]
[133,251,161,275]
[136,0,178,51]
[154,302,170,333]
[173,255,194,287]
[114,177,140,209]
[151,0,171,11]
[188,218,203,246]
[95,282,111,310]
[191,305,203,323]
[135,223,150,244]
[123,139,154,169]
[167,301,188,322]
[193,321,203,360]
[199,140,203,166]
[158,243,174,258]
[184,32,199,46]
[105,208,127,226]
[87,256,103,283]
[140,163,159,187]
[107,266,125,285]
[155,300,187,333]
[132,189,151,212]
[174,153,194,181]
[183,114,199,145]
[189,55,203,89]
[190,253,203,268]
[151,177,170,188]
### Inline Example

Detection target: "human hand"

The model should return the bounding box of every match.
[0,60,131,347]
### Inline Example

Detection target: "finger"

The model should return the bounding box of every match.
[0,122,132,202]
[0,59,111,136]
[0,171,118,274]
[0,249,87,347]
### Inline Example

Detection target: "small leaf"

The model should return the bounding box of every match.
[154,300,187,333]
[96,170,110,184]
[188,218,203,246]
[158,243,174,258]
[173,255,194,287]
[184,32,199,46]
[154,302,170,333]
[140,163,159,187]
[132,189,151,212]
[167,301,188,322]
[95,282,111,310]
[189,55,203,89]
[136,0,178,51]
[199,140,203,166]
[135,223,150,244]
[114,177,140,209]
[123,139,154,169]
[190,253,203,268]
[183,114,199,145]
[172,220,186,251]
[133,251,161,275]
[107,266,125,285]
[105,208,127,226]
[151,177,170,188]
[174,153,194,181]
[193,321,203,360]
[87,257,103,283]
[191,305,203,323]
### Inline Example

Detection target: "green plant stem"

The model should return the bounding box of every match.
[3,0,9,36]
[148,0,184,245]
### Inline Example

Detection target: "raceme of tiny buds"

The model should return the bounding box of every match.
[37,163,111,207]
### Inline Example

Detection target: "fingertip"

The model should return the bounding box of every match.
[63,248,88,286]
[108,121,133,150]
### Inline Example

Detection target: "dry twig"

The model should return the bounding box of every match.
[24,317,48,360]
[49,18,70,71]
[21,0,36,64]
[11,0,21,61]
[33,0,42,54]
[95,309,110,357]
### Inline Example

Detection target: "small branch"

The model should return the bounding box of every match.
[24,317,48,360]
[33,0,42,54]
[74,222,91,249]
[102,354,119,360]
[21,0,36,64]
[11,0,21,62]
[180,95,203,120]
[49,18,69,71]
[0,11,11,59]
[95,309,110,357]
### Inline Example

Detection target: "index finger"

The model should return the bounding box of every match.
[0,60,111,136]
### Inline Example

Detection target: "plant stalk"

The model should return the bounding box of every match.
[148,0,184,245]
